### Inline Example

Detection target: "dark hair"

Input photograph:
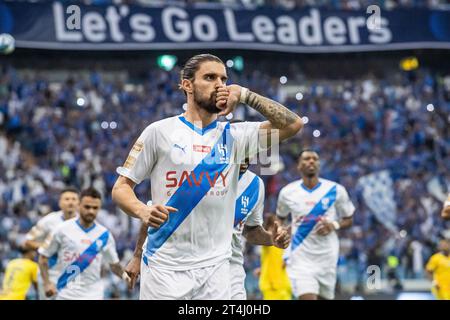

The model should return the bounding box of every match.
[19,246,35,255]
[179,54,224,94]
[80,187,102,201]
[60,186,79,196]
[298,148,318,159]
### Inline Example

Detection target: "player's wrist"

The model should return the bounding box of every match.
[122,271,130,281]
[331,221,340,231]
[239,87,249,104]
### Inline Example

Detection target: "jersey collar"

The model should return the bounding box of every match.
[300,181,322,193]
[76,219,96,233]
[178,115,218,136]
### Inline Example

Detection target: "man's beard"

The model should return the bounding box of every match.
[193,87,221,114]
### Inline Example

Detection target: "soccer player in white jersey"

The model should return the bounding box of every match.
[112,53,303,300]
[123,163,290,300]
[230,161,290,300]
[276,149,355,300]
[24,187,79,299]
[38,188,130,300]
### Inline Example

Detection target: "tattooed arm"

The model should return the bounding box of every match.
[243,89,303,143]
[217,85,303,144]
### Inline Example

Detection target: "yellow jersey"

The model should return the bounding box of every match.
[0,258,38,300]
[259,246,291,293]
[426,253,450,300]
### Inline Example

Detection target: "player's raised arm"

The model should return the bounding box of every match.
[217,85,303,144]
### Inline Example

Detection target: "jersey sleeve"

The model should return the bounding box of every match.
[245,178,265,227]
[38,229,60,258]
[276,187,290,219]
[231,122,265,163]
[25,217,48,242]
[116,124,158,184]
[103,233,120,265]
[335,184,355,218]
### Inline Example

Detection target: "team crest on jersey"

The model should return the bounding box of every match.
[241,196,249,208]
[216,143,229,163]
[321,198,330,209]
[95,239,103,250]
[240,196,250,216]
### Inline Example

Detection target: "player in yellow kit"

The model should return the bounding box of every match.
[426,239,450,300]
[0,248,38,300]
[258,215,292,300]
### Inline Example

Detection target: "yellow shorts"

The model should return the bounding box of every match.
[0,292,26,300]
[261,289,292,300]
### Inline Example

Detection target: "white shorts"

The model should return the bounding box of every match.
[140,259,231,300]
[288,265,337,300]
[230,262,246,300]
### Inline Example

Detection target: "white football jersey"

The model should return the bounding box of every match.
[277,178,355,270]
[26,210,77,281]
[38,219,119,300]
[117,114,262,270]
[231,170,264,266]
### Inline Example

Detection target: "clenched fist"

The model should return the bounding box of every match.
[137,204,178,228]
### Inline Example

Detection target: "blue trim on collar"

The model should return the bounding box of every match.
[300,182,322,193]
[178,116,218,135]
[76,219,96,233]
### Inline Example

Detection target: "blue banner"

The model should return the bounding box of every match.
[1,1,450,52]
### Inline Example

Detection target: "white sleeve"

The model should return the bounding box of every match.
[38,229,60,258]
[276,187,290,218]
[231,122,264,162]
[25,218,47,242]
[335,185,355,218]
[116,124,158,184]
[245,178,265,227]
[103,233,120,265]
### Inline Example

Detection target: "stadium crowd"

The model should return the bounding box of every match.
[0,58,448,298]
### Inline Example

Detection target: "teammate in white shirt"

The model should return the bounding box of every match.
[112,53,303,300]
[24,187,79,300]
[38,188,130,300]
[123,164,290,300]
[277,149,355,300]
[230,163,290,300]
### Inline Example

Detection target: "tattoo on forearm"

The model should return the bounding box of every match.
[245,91,299,128]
